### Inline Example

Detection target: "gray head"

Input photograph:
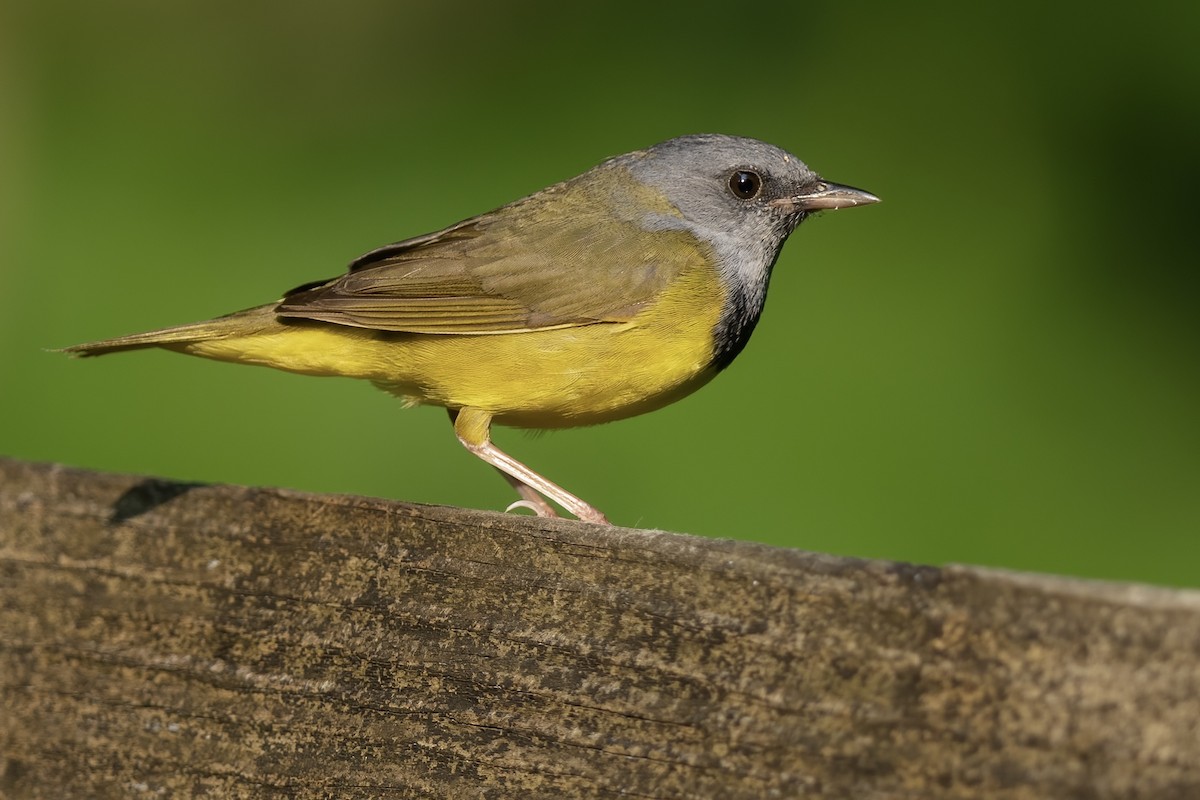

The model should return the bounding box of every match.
[627,134,868,227]
[614,133,878,368]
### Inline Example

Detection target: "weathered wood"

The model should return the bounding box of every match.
[1,457,1197,798]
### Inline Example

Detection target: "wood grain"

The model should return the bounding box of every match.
[2,457,1197,798]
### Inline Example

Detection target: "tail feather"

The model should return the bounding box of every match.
[61,304,279,357]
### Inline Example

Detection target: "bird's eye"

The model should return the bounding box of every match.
[728,170,763,200]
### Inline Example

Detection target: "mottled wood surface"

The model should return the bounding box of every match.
[1,457,1198,798]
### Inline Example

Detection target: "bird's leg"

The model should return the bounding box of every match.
[496,471,561,518]
[449,407,610,524]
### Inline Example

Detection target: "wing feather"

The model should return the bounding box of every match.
[277,170,702,334]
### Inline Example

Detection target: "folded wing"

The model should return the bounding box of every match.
[276,179,701,335]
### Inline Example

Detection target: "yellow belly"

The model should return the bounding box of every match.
[183,265,726,429]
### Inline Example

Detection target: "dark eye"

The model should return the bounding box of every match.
[728,170,762,200]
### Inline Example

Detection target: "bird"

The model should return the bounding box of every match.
[64,134,879,524]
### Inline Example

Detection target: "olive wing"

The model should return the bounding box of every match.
[276,189,701,334]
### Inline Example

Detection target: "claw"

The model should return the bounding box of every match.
[506,499,551,517]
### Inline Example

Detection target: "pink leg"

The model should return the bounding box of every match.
[496,469,560,518]
[450,407,610,525]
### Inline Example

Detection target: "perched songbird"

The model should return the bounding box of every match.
[65,134,878,523]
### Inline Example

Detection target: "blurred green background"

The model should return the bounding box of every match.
[3,2,1197,586]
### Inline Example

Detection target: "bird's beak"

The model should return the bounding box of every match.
[772,181,880,212]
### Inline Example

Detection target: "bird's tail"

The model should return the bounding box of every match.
[60,304,279,357]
